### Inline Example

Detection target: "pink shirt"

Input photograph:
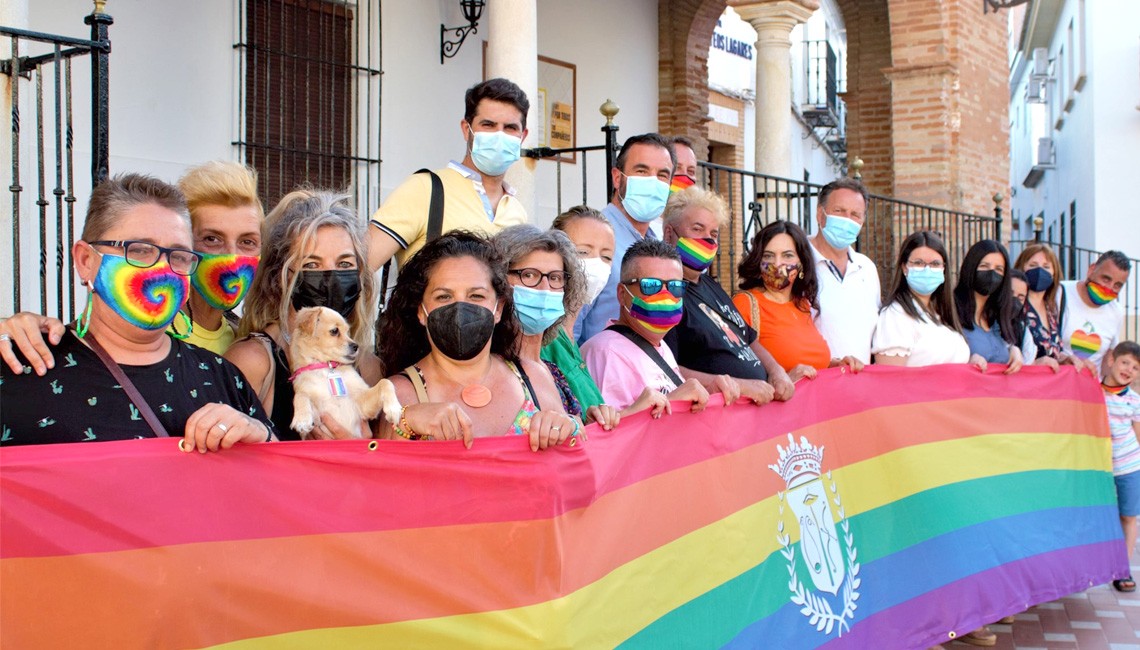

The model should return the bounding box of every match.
[580,328,681,411]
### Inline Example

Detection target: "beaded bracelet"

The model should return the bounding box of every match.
[394,406,425,441]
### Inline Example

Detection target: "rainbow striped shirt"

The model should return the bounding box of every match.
[1104,386,1140,476]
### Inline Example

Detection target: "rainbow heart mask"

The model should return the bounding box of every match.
[191,253,260,311]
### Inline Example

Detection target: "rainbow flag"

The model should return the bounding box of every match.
[0,365,1124,649]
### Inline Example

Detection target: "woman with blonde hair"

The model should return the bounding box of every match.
[225,189,379,440]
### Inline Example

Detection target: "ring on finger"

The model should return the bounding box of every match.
[215,422,229,434]
[0,333,10,342]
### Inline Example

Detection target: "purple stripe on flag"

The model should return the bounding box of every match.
[818,540,1128,650]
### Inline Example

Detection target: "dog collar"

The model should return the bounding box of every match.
[288,361,341,383]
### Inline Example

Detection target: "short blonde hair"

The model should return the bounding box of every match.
[178,161,264,224]
[662,186,729,230]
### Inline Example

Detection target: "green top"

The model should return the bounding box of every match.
[540,327,605,414]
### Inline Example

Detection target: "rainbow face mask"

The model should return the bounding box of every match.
[191,253,260,311]
[676,237,718,272]
[92,253,189,330]
[1086,280,1118,306]
[623,285,684,336]
[670,174,695,194]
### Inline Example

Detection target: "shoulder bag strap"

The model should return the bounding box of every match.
[79,329,169,438]
[378,170,444,311]
[1058,283,1067,334]
[403,365,430,403]
[735,290,761,331]
[510,359,543,411]
[605,324,685,387]
[415,168,445,243]
[249,333,276,405]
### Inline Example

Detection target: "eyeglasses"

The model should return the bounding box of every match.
[87,240,202,276]
[508,267,568,289]
[905,259,945,271]
[623,278,687,298]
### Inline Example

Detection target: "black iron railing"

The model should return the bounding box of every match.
[1010,239,1140,342]
[2,8,111,321]
[523,144,610,215]
[524,106,620,215]
[698,161,1003,291]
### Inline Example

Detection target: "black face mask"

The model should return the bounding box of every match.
[973,269,1004,297]
[1025,267,1053,293]
[424,301,496,361]
[291,270,361,318]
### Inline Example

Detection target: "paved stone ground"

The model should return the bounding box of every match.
[955,575,1140,650]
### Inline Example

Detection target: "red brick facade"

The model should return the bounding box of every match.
[658,0,1010,227]
[657,0,725,161]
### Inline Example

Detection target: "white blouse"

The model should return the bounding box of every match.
[872,298,971,367]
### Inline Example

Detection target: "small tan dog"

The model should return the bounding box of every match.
[288,306,401,439]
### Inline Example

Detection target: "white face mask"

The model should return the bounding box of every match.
[579,256,612,304]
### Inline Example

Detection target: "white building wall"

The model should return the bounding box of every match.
[1009,0,1140,261]
[532,0,658,227]
[13,0,236,315]
[1087,0,1140,257]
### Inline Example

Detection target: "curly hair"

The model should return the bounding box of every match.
[491,224,587,346]
[378,231,521,372]
[236,189,375,349]
[737,220,819,313]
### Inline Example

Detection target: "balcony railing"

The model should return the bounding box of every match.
[698,161,1003,294]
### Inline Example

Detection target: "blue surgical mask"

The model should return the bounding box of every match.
[469,128,521,176]
[512,285,565,335]
[620,174,670,223]
[821,214,862,250]
[907,267,945,296]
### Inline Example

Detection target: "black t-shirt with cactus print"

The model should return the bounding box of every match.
[0,330,273,445]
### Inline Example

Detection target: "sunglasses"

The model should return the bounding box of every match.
[623,278,686,298]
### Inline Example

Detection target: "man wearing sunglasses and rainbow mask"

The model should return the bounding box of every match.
[582,239,732,414]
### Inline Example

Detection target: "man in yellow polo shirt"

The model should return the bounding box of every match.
[368,78,530,271]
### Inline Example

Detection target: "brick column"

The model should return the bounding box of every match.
[486,0,538,220]
[731,0,818,177]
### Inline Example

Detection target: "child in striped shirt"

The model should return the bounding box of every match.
[1103,341,1140,592]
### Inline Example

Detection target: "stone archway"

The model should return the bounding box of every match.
[657,0,728,161]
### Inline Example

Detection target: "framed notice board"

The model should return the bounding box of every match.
[537,55,576,163]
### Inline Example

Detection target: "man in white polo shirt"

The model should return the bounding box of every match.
[808,178,880,363]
